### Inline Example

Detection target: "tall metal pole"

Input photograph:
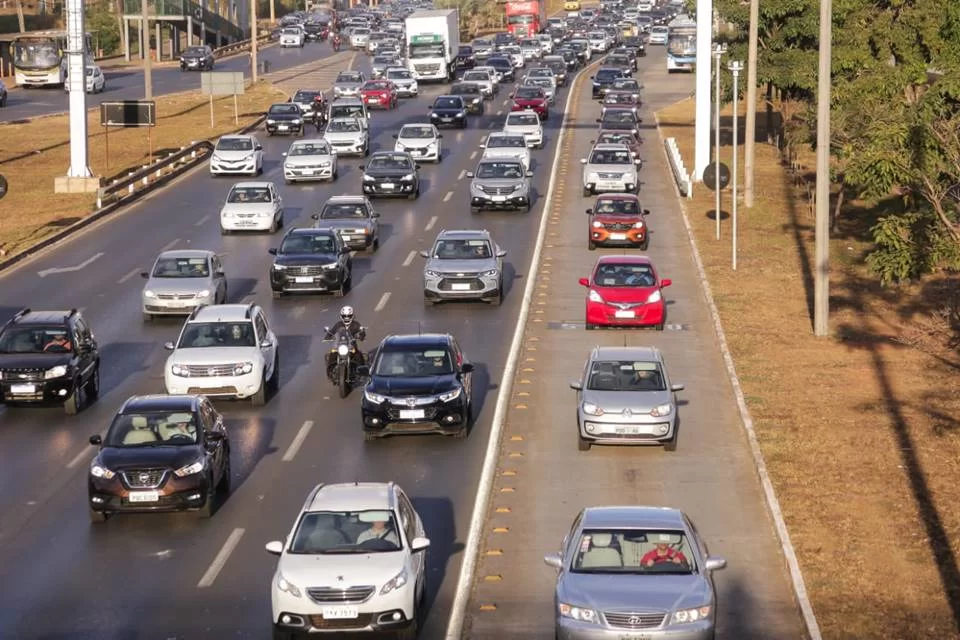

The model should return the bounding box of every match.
[251,0,259,83]
[729,60,743,270]
[693,0,713,180]
[141,0,153,99]
[743,0,759,207]
[65,0,91,178]
[713,44,725,240]
[813,0,832,336]
[270,0,276,23]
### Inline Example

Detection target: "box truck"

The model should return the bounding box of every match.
[405,9,459,83]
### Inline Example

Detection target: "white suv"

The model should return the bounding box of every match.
[163,303,280,406]
[266,482,430,638]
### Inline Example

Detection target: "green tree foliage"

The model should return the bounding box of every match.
[85,1,121,55]
[434,0,504,39]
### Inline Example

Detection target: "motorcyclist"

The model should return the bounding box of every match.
[311,94,327,131]
[324,305,366,380]
[332,31,342,51]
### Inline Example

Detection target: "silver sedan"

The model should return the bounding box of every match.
[141,250,227,321]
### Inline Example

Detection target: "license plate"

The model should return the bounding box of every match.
[380,183,395,189]
[619,635,652,640]
[341,235,352,241]
[170,300,192,307]
[294,276,314,283]
[399,409,425,419]
[451,283,471,291]
[410,150,422,155]
[301,169,315,175]
[278,125,288,130]
[441,117,453,122]
[128,490,160,503]
[492,195,507,202]
[615,425,644,435]
[321,606,359,619]
[599,182,621,189]
[610,232,627,240]
[614,310,636,318]
[9,384,35,394]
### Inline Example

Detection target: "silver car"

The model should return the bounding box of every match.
[479,132,531,172]
[282,139,338,183]
[522,75,556,103]
[322,117,369,156]
[385,67,419,97]
[580,143,640,196]
[468,158,533,213]
[503,110,544,148]
[460,69,497,98]
[420,229,507,305]
[141,250,227,320]
[311,195,381,252]
[519,38,543,60]
[349,27,370,49]
[332,70,366,98]
[371,54,400,78]
[394,123,442,162]
[544,506,727,640]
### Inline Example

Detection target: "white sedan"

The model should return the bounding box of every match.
[220,181,284,234]
[394,123,442,163]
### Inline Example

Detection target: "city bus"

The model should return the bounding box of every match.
[665,21,696,73]
[13,30,93,88]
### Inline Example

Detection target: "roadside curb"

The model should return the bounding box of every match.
[653,110,823,640]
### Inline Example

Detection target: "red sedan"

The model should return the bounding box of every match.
[360,79,398,110]
[509,86,549,120]
[578,255,671,330]
[586,194,650,250]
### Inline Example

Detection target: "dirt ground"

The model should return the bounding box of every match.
[658,98,960,639]
[0,82,287,258]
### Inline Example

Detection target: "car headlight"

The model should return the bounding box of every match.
[291,118,301,124]
[277,573,302,598]
[592,220,604,228]
[266,119,276,125]
[171,364,190,377]
[401,173,414,181]
[273,264,286,270]
[233,362,254,375]
[337,344,350,356]
[197,289,211,298]
[581,401,604,416]
[322,262,339,270]
[588,289,603,303]
[634,220,645,228]
[90,463,116,479]
[650,402,673,417]
[672,605,711,624]
[379,567,409,595]
[44,365,68,379]
[558,603,598,623]
[438,387,462,402]
[472,97,480,104]
[481,269,499,277]
[363,174,376,182]
[456,111,465,117]
[425,269,441,278]
[144,289,157,298]
[364,389,387,404]
[319,160,331,167]
[587,172,599,182]
[174,460,205,477]
[647,289,662,303]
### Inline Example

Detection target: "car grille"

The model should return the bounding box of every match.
[610,301,644,310]
[157,293,196,300]
[286,265,324,276]
[122,468,167,489]
[182,364,237,377]
[307,586,375,604]
[478,185,516,195]
[330,141,358,148]
[186,385,237,395]
[604,611,667,629]
[599,172,623,179]
[438,276,483,291]
[387,406,439,420]
[415,64,441,74]
[308,613,374,630]
[604,222,634,231]
[0,368,44,382]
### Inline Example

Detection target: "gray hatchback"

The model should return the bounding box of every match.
[420,229,507,306]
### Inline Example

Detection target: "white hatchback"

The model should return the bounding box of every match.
[502,110,544,149]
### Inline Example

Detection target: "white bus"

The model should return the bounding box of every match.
[666,22,696,73]
[13,30,93,88]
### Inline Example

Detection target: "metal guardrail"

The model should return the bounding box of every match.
[212,33,272,59]
[95,140,214,209]
[664,137,692,199]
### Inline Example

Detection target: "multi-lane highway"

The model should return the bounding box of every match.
[0,41,324,123]
[0,49,582,638]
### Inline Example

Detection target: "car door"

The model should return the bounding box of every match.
[254,310,278,377]
[271,184,283,221]
[72,316,97,384]
[211,254,227,301]
[336,233,352,276]
[200,400,226,481]
[451,338,471,404]
[398,491,426,583]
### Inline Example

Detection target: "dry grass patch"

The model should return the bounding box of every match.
[0,82,287,257]
[658,98,960,639]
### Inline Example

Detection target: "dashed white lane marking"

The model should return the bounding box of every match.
[488,121,497,128]
[282,420,314,462]
[425,216,438,231]
[402,250,417,267]
[443,191,453,202]
[469,150,478,160]
[117,267,141,284]
[374,292,391,312]
[290,306,306,319]
[159,238,181,252]
[194,214,210,227]
[66,446,94,469]
[457,169,466,180]
[496,109,503,116]
[197,528,245,588]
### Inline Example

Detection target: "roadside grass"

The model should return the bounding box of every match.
[0,82,287,257]
[658,98,960,639]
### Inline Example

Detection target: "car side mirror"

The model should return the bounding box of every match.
[496,249,507,257]
[255,143,263,150]
[341,247,351,255]
[164,341,175,350]
[671,383,685,392]
[595,118,602,123]
[356,365,370,376]
[544,552,563,569]
[140,271,150,278]
[585,208,593,215]
[392,134,398,138]
[465,171,474,178]
[311,213,319,220]
[419,250,430,258]
[705,556,727,571]
[260,339,273,348]
[578,277,590,287]
[460,362,475,374]
[265,541,284,556]
[89,434,102,446]
[569,380,582,390]
[634,159,642,165]
[215,270,225,277]
[358,165,366,170]
[411,537,431,552]
[661,278,672,288]
[478,143,485,148]
[206,431,225,441]
[643,209,650,215]
[437,134,444,138]
[589,75,594,79]
[281,152,287,157]
[415,164,422,170]
[268,248,278,255]
[371,212,381,218]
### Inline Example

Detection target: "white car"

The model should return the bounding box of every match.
[648,26,670,44]
[460,69,497,98]
[588,31,610,52]
[480,132,531,172]
[141,249,227,320]
[519,38,542,60]
[282,139,338,183]
[473,64,503,85]
[65,64,105,93]
[209,135,263,176]
[280,27,305,47]
[385,67,418,97]
[349,27,371,49]
[219,181,284,234]
[394,123,442,162]
[535,32,554,54]
[163,303,280,405]
[501,45,525,68]
[265,482,430,638]
[323,117,369,156]
[503,110,544,149]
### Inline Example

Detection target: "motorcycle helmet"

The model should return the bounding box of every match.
[339,305,354,326]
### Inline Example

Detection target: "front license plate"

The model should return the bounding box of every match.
[614,310,636,318]
[301,169,315,175]
[128,490,160,503]
[294,276,314,283]
[451,283,471,291]
[610,232,627,240]
[380,183,395,189]
[399,409,425,419]
[322,606,359,620]
[615,425,644,435]
[341,235,352,241]
[278,125,288,130]
[441,117,453,122]
[410,150,422,156]
[599,182,621,189]
[9,384,35,394]
[492,195,507,202]
[618,635,652,640]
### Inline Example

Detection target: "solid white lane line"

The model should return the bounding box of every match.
[469,150,478,160]
[374,292,391,312]
[194,214,210,227]
[197,528,245,588]
[66,446,94,469]
[402,250,417,267]
[424,216,438,231]
[457,169,466,180]
[159,238,181,253]
[443,191,453,202]
[117,267,141,284]
[282,421,314,462]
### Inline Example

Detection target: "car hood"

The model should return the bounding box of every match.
[167,346,261,365]
[431,106,464,116]
[273,252,340,266]
[221,202,275,214]
[591,284,659,304]
[361,88,390,95]
[601,122,639,132]
[585,163,636,174]
[278,550,406,590]
[504,124,541,135]
[324,131,365,143]
[397,137,438,147]
[513,98,546,107]
[285,154,332,166]
[213,149,256,161]
[368,374,459,396]
[473,177,526,189]
[483,148,530,160]
[580,387,672,412]
[425,258,497,274]
[365,167,415,178]
[334,81,363,90]
[0,353,72,370]
[389,77,416,85]
[144,277,213,294]
[98,444,204,472]
[315,218,373,230]
[181,54,206,60]
[557,572,712,613]
[463,79,492,87]
[593,212,643,223]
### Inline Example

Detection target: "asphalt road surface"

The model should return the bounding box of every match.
[0,41,331,123]
[0,53,585,638]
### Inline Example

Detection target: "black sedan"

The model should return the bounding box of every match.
[179,45,214,71]
[359,151,421,199]
[265,103,305,136]
[591,66,629,99]
[486,56,517,82]
[429,95,468,129]
[268,227,352,297]
[359,333,474,439]
[456,45,477,69]
[449,82,485,115]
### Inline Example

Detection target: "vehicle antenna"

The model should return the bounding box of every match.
[418,320,422,336]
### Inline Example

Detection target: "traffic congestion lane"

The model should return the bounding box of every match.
[466,48,809,639]
[0,41,334,123]
[0,61,581,638]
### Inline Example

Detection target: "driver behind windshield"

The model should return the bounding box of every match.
[356,512,399,545]
[44,330,72,352]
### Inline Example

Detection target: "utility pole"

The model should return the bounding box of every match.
[693,0,713,180]
[16,0,25,32]
[813,0,832,336]
[713,43,726,240]
[743,0,759,208]
[728,60,743,270]
[141,0,153,99]
[251,0,259,83]
[270,0,276,23]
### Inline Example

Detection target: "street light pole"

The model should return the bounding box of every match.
[728,60,743,271]
[713,43,726,241]
[251,0,259,83]
[813,0,832,336]
[743,0,759,208]
[141,0,153,99]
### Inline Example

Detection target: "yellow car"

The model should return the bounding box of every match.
[564,0,581,10]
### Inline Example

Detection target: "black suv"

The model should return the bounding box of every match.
[486,56,516,82]
[87,394,230,522]
[265,103,305,136]
[0,308,100,414]
[269,227,353,297]
[359,151,421,199]
[359,333,474,440]
[591,66,628,98]
[179,45,214,71]
[456,44,476,69]
[428,95,468,129]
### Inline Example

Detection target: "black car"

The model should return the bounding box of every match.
[359,333,474,439]
[179,45,214,71]
[291,89,325,118]
[303,22,323,40]
[486,56,516,82]
[599,107,642,136]
[268,227,353,297]
[311,196,381,252]
[493,32,516,48]
[606,52,636,74]
[265,103,305,136]
[429,95,468,129]
[456,45,477,69]
[87,394,230,522]
[622,35,647,56]
[591,66,628,98]
[360,151,421,199]
[0,308,100,415]
[568,40,590,63]
[450,82,485,114]
[543,59,569,86]
[556,47,580,70]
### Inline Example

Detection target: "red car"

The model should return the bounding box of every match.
[578,255,671,330]
[586,194,650,250]
[509,86,549,120]
[359,79,398,110]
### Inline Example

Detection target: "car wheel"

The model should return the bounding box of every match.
[269,217,278,233]
[284,178,292,185]
[221,227,231,235]
[272,290,281,299]
[640,238,649,250]
[143,312,153,322]
[363,431,379,442]
[470,206,481,214]
[588,239,596,250]
[407,187,418,200]
[250,375,267,406]
[585,322,596,330]
[492,284,503,306]
[85,365,100,402]
[372,236,380,251]
[334,278,347,297]
[582,187,592,197]
[219,453,232,493]
[578,433,592,451]
[64,380,80,415]
[663,435,678,452]
[268,353,280,394]
[198,481,215,518]
[89,507,108,523]
[655,322,665,331]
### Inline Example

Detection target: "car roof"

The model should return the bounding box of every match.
[288,226,337,236]
[120,394,199,413]
[230,181,274,188]
[308,482,395,513]
[219,134,254,141]
[381,333,453,348]
[595,193,639,201]
[506,110,539,117]
[155,249,214,260]
[325,195,369,204]
[591,143,631,151]
[190,304,257,323]
[436,229,491,240]
[8,309,76,326]
[595,254,654,266]
[290,138,329,146]
[591,345,661,361]
[582,506,686,530]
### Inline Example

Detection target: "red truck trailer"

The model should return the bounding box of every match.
[505,0,545,38]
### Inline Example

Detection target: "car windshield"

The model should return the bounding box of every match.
[594,198,641,215]
[294,90,321,102]
[227,187,272,203]
[434,97,462,109]
[507,114,539,126]
[104,410,200,446]
[529,68,552,77]
[520,39,539,47]
[525,78,552,88]
[487,135,526,148]
[609,55,629,65]
[572,529,694,573]
[432,238,493,259]
[368,155,412,171]
[288,142,330,156]
[184,46,207,56]
[587,360,666,390]
[0,326,72,354]
[216,137,253,151]
[452,84,481,95]
[337,72,363,83]
[177,321,256,348]
[374,345,455,376]
[603,110,637,125]
[462,72,488,82]
[280,233,337,254]
[515,87,544,99]
[613,79,640,91]
[594,262,656,287]
[282,27,300,34]
[488,59,511,69]
[459,46,474,54]
[321,202,369,218]
[362,81,390,91]
[327,118,362,132]
[330,105,365,119]
[606,92,636,103]
[269,104,300,115]
[477,161,524,179]
[152,256,210,278]
[400,125,435,140]
[290,510,402,554]
[386,69,412,79]
[589,148,632,164]
[596,69,622,82]
[373,56,395,65]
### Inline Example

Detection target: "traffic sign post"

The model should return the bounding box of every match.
[201,72,246,126]
[100,100,157,168]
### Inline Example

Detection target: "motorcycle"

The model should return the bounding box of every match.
[320,27,329,42]
[332,35,342,52]
[324,326,364,398]
[311,95,328,130]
